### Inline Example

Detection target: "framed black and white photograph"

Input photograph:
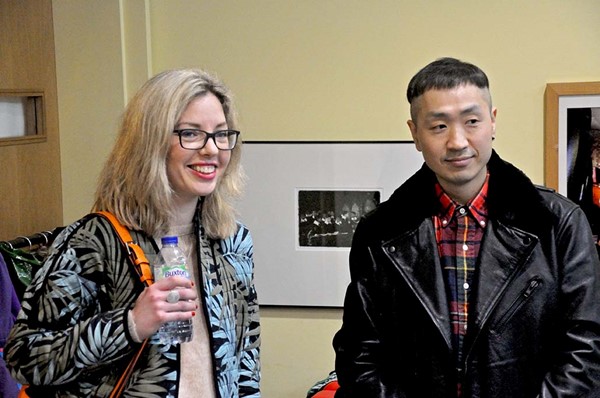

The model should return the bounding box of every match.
[544,82,600,245]
[297,189,380,249]
[237,141,423,307]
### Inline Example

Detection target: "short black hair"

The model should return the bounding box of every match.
[406,57,490,104]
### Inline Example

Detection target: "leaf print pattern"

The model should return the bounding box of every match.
[201,222,261,397]
[5,215,260,397]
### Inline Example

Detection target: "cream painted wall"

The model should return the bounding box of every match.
[53,0,151,224]
[53,1,600,397]
[149,0,600,185]
[53,1,125,224]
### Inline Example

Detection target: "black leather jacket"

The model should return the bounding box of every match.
[334,151,600,397]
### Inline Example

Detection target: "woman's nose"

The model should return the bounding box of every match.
[200,136,219,155]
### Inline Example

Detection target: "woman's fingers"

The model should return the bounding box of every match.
[130,277,199,339]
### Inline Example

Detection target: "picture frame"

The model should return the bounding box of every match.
[544,82,600,245]
[237,141,423,307]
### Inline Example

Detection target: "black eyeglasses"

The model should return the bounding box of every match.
[172,129,240,151]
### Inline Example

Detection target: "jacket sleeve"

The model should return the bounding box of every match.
[4,218,136,386]
[333,221,406,398]
[539,206,600,397]
[239,277,261,397]
[227,225,261,397]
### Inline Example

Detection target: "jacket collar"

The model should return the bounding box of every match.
[486,150,552,236]
[371,150,551,241]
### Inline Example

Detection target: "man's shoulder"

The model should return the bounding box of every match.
[533,184,582,216]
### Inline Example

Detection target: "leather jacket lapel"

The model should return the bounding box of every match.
[383,220,453,351]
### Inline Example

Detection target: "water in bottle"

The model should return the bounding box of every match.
[154,236,194,344]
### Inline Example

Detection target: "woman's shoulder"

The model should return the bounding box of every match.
[51,213,123,253]
[234,220,251,236]
[217,221,253,258]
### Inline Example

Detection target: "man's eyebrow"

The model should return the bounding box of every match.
[424,111,449,120]
[460,104,483,115]
[423,104,485,121]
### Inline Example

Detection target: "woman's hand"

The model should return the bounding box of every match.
[129,276,198,340]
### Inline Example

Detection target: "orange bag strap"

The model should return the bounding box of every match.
[108,339,149,398]
[95,211,154,398]
[96,211,154,287]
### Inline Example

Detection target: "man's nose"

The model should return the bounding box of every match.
[447,126,468,149]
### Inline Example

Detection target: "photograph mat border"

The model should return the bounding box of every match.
[237,141,422,307]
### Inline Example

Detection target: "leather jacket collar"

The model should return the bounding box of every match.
[371,150,553,242]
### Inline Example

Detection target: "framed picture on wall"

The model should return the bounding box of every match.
[297,188,381,249]
[237,141,423,307]
[544,82,600,245]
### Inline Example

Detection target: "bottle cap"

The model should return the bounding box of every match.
[161,236,178,245]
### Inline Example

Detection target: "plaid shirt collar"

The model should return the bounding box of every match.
[434,172,490,228]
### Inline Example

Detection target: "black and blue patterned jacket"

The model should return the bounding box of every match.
[5,213,261,397]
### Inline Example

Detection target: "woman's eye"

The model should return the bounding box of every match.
[214,131,230,142]
[181,130,199,139]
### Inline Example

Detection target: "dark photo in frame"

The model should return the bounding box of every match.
[297,189,381,248]
[566,107,600,242]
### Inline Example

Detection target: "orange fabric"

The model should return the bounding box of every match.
[312,391,336,398]
[17,386,29,398]
[322,381,339,390]
[311,381,339,397]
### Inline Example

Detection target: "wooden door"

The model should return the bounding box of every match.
[0,0,62,240]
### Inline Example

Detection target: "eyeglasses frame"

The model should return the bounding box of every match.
[172,129,240,151]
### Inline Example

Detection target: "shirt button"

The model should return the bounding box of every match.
[462,244,468,251]
[388,246,396,253]
[463,282,470,290]
[442,219,448,225]
[464,324,468,331]
[459,207,466,215]
[480,220,486,227]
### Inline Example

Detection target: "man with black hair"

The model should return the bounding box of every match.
[334,57,600,397]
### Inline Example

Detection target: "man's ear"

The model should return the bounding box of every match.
[407,119,422,151]
[491,107,497,140]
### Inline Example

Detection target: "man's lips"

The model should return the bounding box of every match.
[445,155,473,167]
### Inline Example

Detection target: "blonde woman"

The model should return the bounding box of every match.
[6,69,261,397]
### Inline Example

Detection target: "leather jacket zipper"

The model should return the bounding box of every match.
[492,277,542,334]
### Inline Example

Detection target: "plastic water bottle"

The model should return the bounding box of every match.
[154,236,194,344]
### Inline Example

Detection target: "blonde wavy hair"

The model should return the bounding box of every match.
[93,68,244,239]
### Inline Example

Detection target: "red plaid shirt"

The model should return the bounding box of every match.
[434,174,489,397]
